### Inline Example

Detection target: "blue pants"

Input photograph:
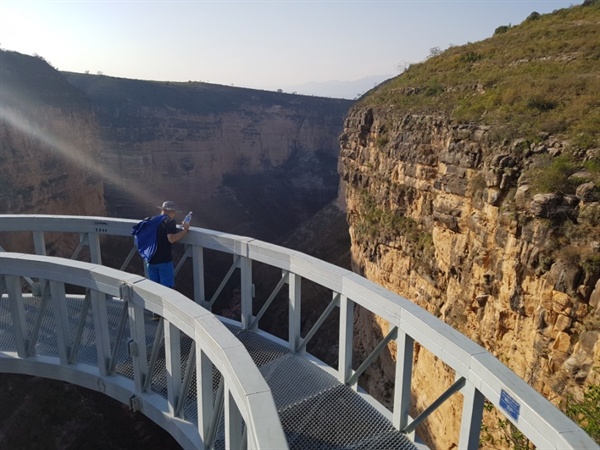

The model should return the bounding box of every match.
[146,261,175,288]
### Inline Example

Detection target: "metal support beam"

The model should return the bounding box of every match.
[174,245,192,276]
[346,326,398,388]
[91,289,111,376]
[143,318,165,392]
[288,273,302,353]
[120,246,138,271]
[192,246,206,307]
[225,384,244,450]
[49,280,71,365]
[250,270,288,331]
[206,376,225,449]
[27,282,50,356]
[71,233,87,261]
[88,233,102,264]
[338,295,354,384]
[196,344,215,446]
[176,343,196,418]
[402,376,466,435]
[297,292,339,353]
[127,287,148,394]
[68,290,92,364]
[393,331,414,434]
[458,381,485,450]
[4,275,29,357]
[239,256,253,330]
[108,301,129,374]
[32,231,46,255]
[32,231,47,296]
[208,255,240,309]
[165,320,182,416]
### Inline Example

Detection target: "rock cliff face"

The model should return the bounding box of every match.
[0,51,106,254]
[338,4,599,448]
[65,73,352,241]
[0,50,350,249]
[0,52,105,218]
[339,82,599,450]
[0,50,352,448]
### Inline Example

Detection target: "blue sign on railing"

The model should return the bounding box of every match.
[499,389,521,422]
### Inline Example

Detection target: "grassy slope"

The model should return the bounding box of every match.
[362,1,600,149]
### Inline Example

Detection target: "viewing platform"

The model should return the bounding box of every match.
[0,215,596,450]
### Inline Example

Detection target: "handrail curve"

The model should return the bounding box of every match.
[0,251,287,450]
[0,214,597,450]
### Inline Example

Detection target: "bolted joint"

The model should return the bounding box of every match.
[129,395,142,412]
[119,283,133,303]
[128,339,138,357]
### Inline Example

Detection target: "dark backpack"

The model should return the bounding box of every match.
[131,214,167,261]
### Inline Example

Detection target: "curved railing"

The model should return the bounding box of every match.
[0,252,287,450]
[0,215,597,450]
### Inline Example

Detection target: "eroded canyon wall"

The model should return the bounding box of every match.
[338,4,599,448]
[65,73,352,241]
[0,51,106,254]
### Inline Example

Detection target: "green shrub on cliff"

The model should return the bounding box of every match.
[527,152,600,195]
[361,2,600,148]
[353,190,434,259]
[529,154,580,195]
[566,383,600,443]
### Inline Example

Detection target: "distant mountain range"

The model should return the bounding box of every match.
[272,74,395,100]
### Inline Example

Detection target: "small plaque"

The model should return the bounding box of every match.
[499,389,521,421]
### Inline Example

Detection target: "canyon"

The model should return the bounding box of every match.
[0,49,352,448]
[1,2,599,448]
[338,3,599,448]
[63,72,351,241]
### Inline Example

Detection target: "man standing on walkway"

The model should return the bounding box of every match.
[147,200,190,288]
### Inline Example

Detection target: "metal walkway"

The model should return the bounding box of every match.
[1,215,596,450]
[226,324,417,450]
[0,292,416,450]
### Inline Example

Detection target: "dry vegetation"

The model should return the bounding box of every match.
[362,1,600,149]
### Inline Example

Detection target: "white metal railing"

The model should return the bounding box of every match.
[0,214,597,450]
[0,252,287,450]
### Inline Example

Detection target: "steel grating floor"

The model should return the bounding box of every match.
[226,326,418,450]
[0,294,418,450]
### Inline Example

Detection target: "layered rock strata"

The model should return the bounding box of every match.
[0,51,106,254]
[65,73,352,240]
[339,109,599,449]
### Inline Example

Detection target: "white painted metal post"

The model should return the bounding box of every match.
[91,290,112,376]
[88,233,102,264]
[192,245,206,307]
[338,294,354,384]
[458,381,485,450]
[32,231,47,296]
[393,331,414,434]
[125,285,148,394]
[49,280,71,365]
[196,343,214,445]
[239,255,253,330]
[165,320,182,416]
[225,384,244,450]
[5,275,29,358]
[288,273,302,352]
[32,231,46,255]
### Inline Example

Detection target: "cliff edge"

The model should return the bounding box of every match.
[339,2,599,448]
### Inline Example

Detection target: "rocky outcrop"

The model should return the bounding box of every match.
[65,73,352,240]
[339,109,600,448]
[338,3,600,446]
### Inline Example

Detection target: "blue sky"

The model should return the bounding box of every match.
[0,1,583,97]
